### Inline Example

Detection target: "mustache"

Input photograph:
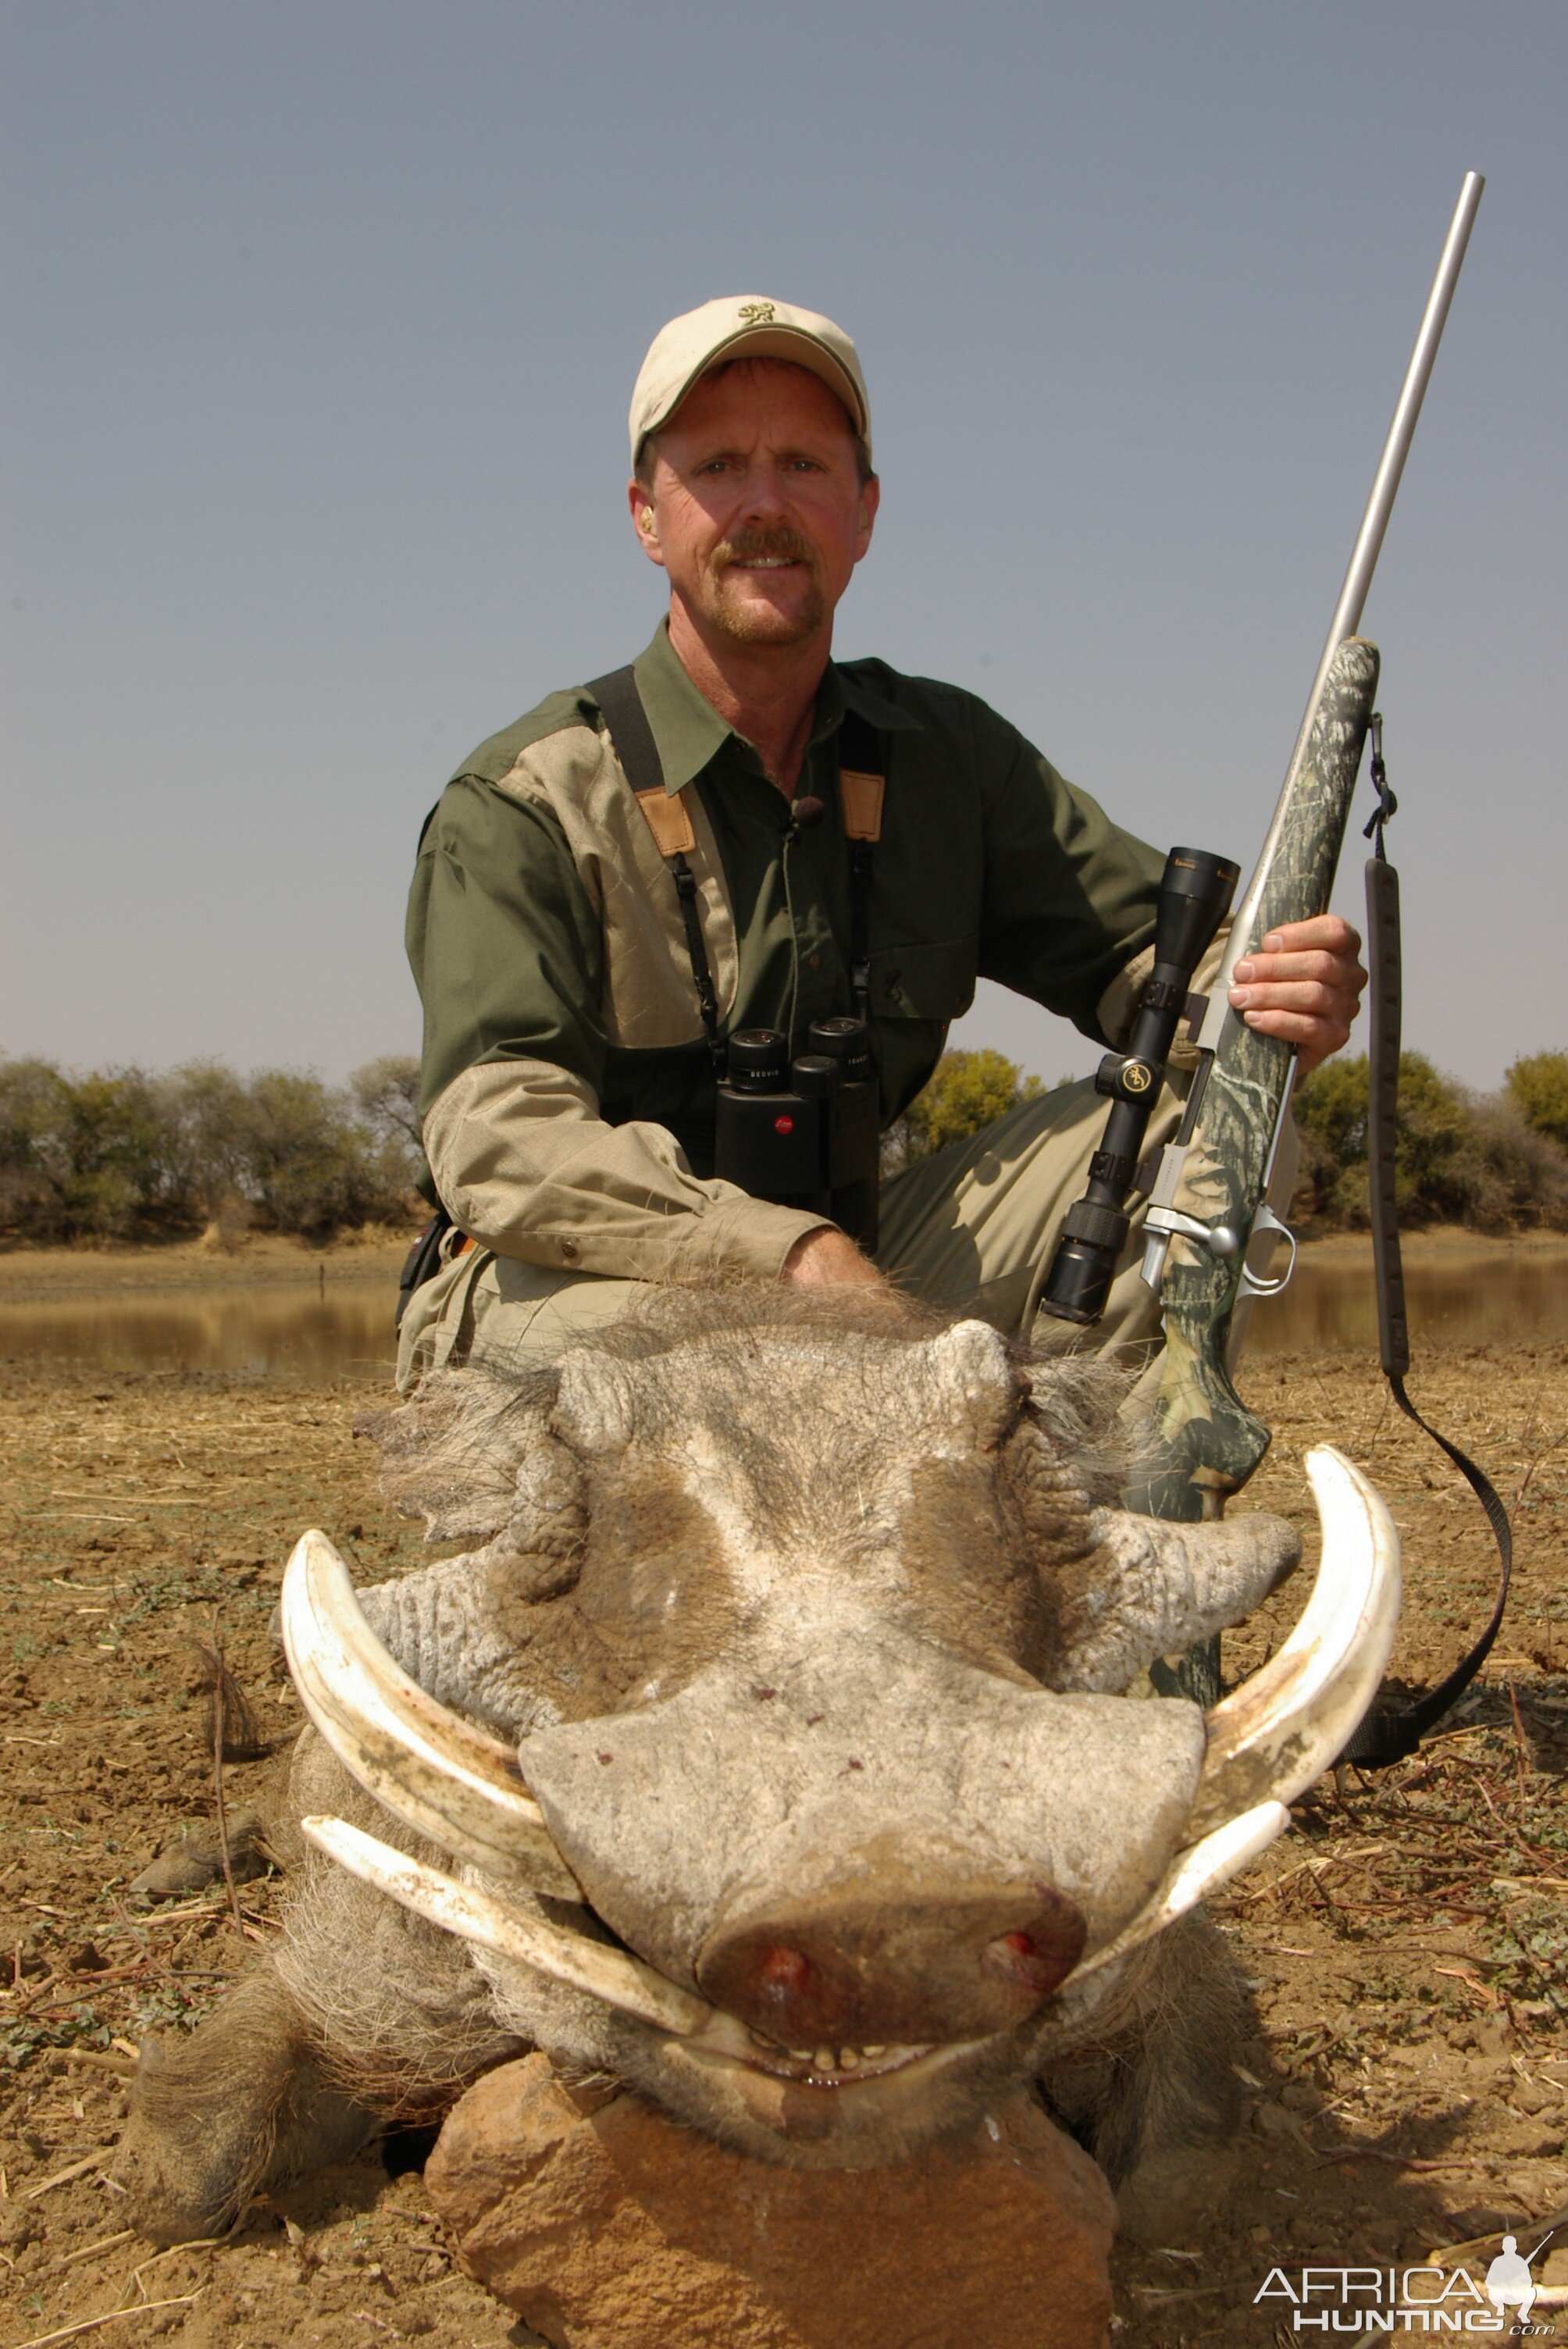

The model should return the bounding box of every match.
[711,526,819,569]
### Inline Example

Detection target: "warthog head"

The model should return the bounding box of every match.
[282,1287,1398,2167]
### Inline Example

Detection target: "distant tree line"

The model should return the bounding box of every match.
[5,1043,1566,1247]
[1292,1050,1568,1232]
[0,1054,425,1243]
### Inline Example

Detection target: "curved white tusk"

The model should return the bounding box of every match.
[301,1814,709,2038]
[1075,1800,1290,1980]
[281,1530,583,1904]
[1187,1446,1401,1839]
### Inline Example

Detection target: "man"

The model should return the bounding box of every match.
[399,297,1363,1389]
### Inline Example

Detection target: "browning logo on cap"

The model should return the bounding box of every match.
[629,297,871,466]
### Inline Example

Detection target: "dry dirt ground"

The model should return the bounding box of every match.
[1,1324,1564,2348]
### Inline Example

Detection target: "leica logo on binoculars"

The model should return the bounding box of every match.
[713,1017,881,1253]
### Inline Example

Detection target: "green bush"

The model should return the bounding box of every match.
[0,1055,424,1244]
[882,1049,1047,1174]
[0,1058,175,1240]
[1506,1051,1568,1150]
[1292,1051,1568,1233]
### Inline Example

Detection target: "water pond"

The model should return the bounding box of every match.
[2,1245,1564,1381]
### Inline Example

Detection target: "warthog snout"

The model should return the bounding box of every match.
[697,1850,1087,2045]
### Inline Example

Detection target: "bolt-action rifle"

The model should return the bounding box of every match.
[1042,173,1492,1716]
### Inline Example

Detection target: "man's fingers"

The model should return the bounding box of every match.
[1235,914,1364,989]
[1255,914,1362,957]
[1229,978,1362,1018]
[1229,911,1365,1078]
[1234,948,1358,986]
[1239,1004,1355,1049]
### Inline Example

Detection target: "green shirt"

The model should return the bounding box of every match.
[408,623,1164,1190]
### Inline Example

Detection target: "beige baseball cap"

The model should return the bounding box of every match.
[629,295,871,468]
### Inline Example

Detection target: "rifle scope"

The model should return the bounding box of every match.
[1039,847,1238,1327]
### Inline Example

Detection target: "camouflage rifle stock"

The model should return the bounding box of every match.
[1127,175,1484,1598]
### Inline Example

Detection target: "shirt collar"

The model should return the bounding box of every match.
[629,620,921,797]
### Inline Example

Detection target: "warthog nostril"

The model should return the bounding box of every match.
[982,1927,1078,2001]
[754,1944,813,2001]
[697,1866,1086,2048]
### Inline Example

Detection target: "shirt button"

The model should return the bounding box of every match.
[807,952,822,971]
[560,1237,579,1262]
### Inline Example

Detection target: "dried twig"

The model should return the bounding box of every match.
[25,2155,105,2199]
[1508,1680,1532,1809]
[194,1640,244,1941]
[11,2295,201,2349]
[50,2229,136,2272]
[1314,2148,1483,2173]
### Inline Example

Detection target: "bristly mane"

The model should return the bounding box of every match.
[360,1278,1135,1545]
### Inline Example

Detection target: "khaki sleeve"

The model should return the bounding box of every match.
[1094,922,1233,1071]
[423,1057,830,1282]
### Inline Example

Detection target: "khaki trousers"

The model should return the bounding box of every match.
[396,1075,1294,1397]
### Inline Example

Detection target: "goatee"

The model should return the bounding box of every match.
[706,526,825,645]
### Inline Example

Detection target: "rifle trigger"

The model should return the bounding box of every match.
[1238,1206,1299,1298]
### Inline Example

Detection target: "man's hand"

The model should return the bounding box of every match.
[782,1226,885,1289]
[1228,913,1367,1078]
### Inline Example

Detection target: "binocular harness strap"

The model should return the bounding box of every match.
[590,665,886,1053]
[590,667,726,1075]
[838,729,884,1023]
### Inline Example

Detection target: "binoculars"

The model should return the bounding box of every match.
[714,1016,881,1252]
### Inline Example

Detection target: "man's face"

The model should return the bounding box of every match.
[629,359,878,651]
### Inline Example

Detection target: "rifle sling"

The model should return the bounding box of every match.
[1338,842,1513,1768]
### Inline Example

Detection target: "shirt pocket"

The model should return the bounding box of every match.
[867,938,981,1123]
[867,936,979,1023]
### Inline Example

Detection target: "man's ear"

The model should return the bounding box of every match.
[853,471,880,565]
[627,479,666,570]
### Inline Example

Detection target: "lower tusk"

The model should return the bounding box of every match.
[281,1531,583,1904]
[1076,1801,1289,1979]
[1187,1447,1400,1839]
[301,1814,711,2038]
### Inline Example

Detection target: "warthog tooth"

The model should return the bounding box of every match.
[839,2049,858,2070]
[861,2044,887,2058]
[301,1814,710,2037]
[814,2048,836,2072]
[1188,1448,1401,1837]
[1076,1800,1289,1980]
[280,1531,584,1905]
[789,2049,813,2061]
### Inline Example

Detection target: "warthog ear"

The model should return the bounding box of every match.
[366,1372,568,1545]
[1044,1504,1302,1695]
[921,1321,1027,1448]
[551,1353,638,1459]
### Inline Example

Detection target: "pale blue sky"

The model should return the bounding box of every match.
[5,2,1563,1090]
